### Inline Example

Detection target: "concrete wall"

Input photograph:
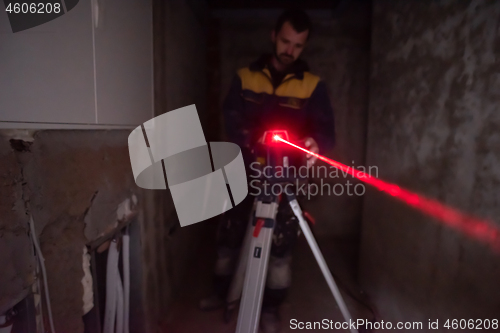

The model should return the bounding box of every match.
[216,3,371,237]
[144,0,210,331]
[0,130,139,332]
[359,0,500,328]
[0,135,35,317]
[163,0,211,304]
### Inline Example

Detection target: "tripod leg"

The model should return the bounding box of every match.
[225,200,256,322]
[236,198,278,333]
[288,197,359,333]
[236,222,274,333]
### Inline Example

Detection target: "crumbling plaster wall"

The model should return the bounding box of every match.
[0,130,140,333]
[217,3,371,238]
[360,0,500,327]
[0,137,34,316]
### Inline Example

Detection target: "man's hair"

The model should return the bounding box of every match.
[274,9,312,36]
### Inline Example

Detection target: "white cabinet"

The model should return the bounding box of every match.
[94,0,153,126]
[0,0,153,129]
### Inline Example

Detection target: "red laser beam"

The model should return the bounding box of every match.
[274,135,500,251]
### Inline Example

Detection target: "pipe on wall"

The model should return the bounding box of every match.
[122,232,130,333]
[103,239,119,333]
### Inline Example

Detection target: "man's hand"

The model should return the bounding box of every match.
[304,137,318,168]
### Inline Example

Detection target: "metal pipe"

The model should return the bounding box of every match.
[115,273,124,333]
[29,215,56,333]
[103,240,119,333]
[122,232,130,333]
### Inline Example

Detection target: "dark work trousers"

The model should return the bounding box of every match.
[213,191,300,310]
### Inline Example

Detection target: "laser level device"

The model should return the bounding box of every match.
[224,130,358,333]
[251,130,308,183]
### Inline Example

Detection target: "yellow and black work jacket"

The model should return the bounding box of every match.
[223,54,335,156]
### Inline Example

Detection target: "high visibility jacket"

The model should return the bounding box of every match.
[223,54,335,154]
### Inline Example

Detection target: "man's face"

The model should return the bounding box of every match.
[272,21,309,66]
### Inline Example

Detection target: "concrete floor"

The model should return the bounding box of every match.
[163,229,376,333]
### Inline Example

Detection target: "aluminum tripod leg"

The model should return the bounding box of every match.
[288,196,358,333]
[224,200,256,320]
[235,199,278,333]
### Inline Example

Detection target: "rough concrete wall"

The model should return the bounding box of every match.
[165,0,207,119]
[0,130,139,332]
[360,0,500,327]
[28,131,138,333]
[164,0,210,300]
[218,4,371,237]
[143,0,210,331]
[0,138,34,315]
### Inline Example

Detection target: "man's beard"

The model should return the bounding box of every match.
[274,45,294,66]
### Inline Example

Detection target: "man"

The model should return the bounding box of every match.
[200,9,335,333]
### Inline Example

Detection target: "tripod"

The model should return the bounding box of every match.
[224,186,358,333]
